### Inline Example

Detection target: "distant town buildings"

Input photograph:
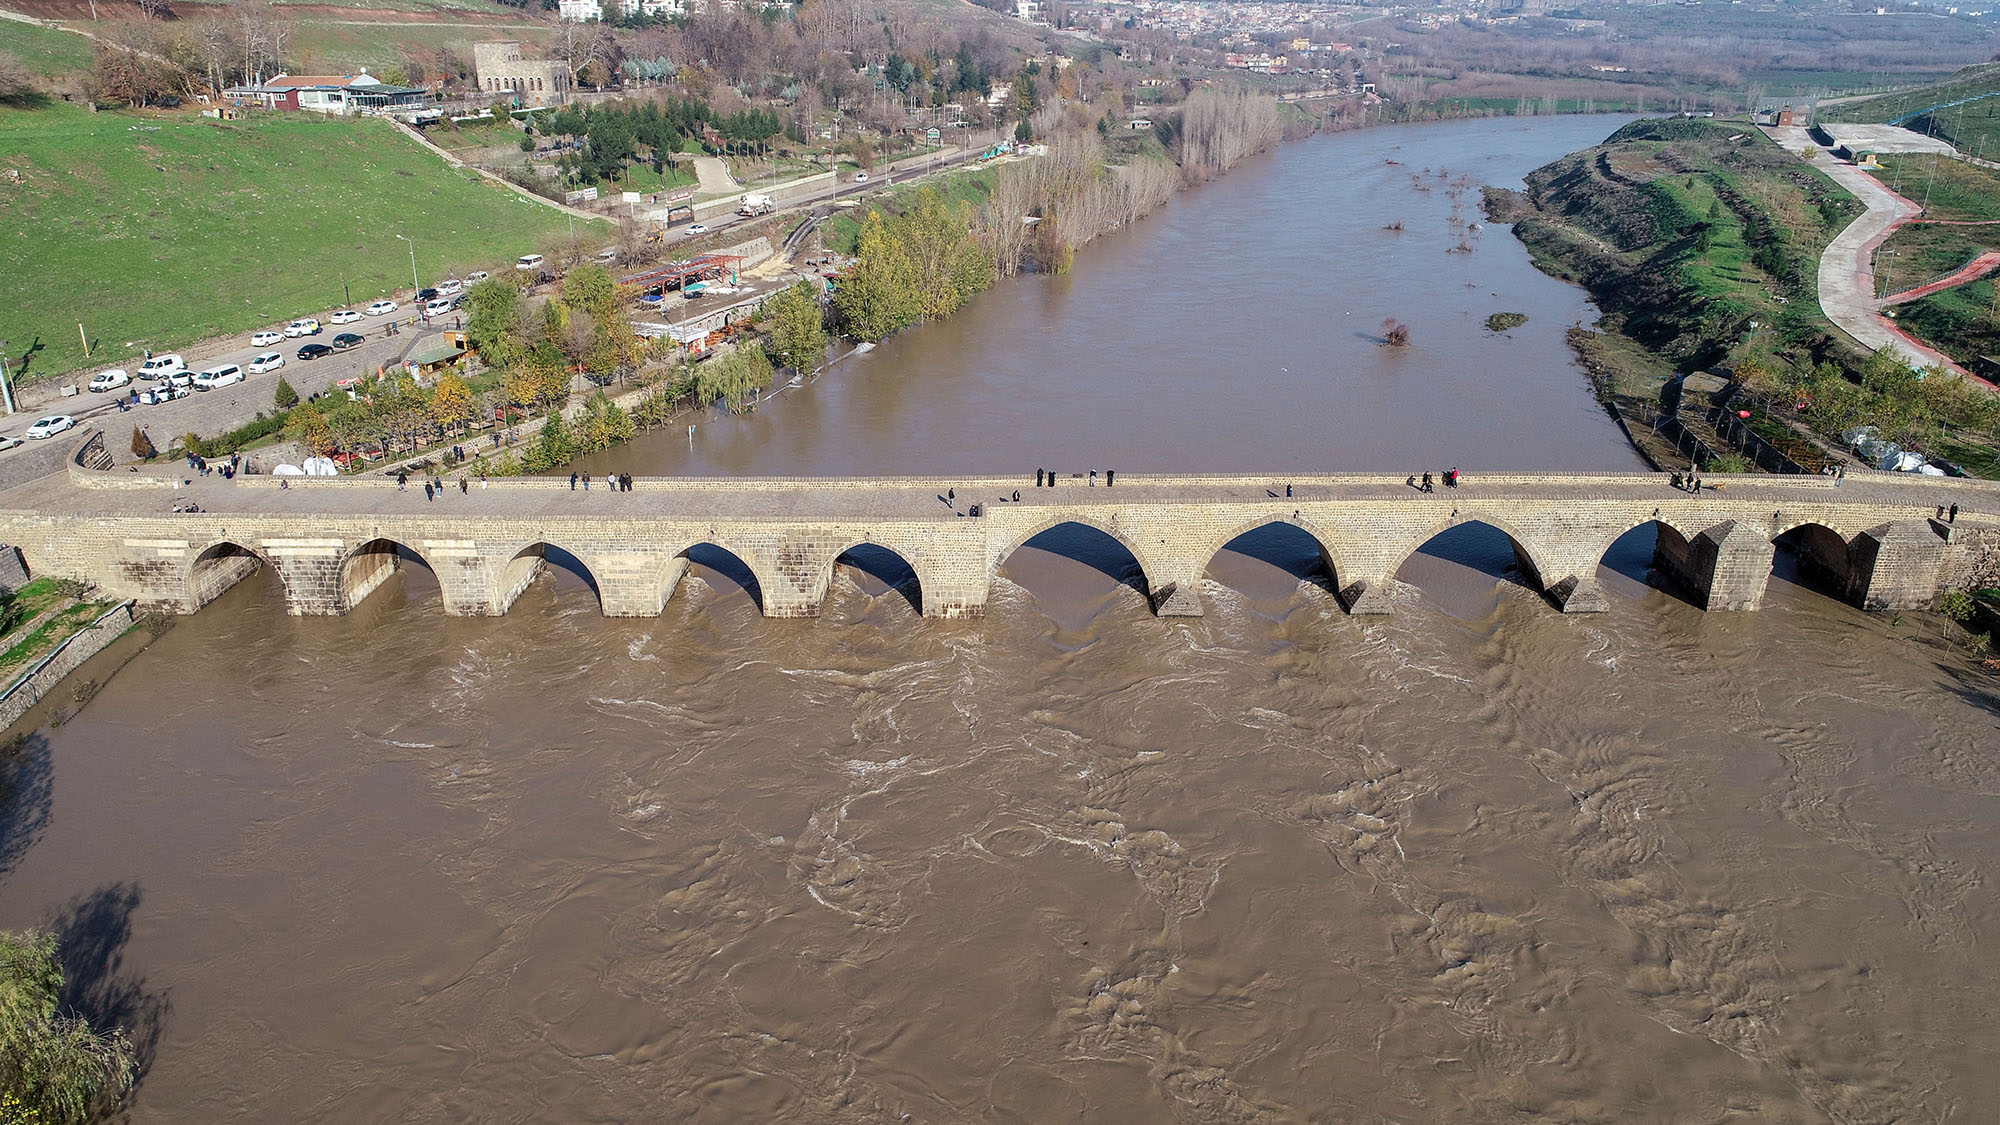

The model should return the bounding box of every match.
[557,0,687,20]
[471,42,574,107]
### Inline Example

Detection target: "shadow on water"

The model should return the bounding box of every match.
[45,882,171,1090]
[835,545,922,615]
[684,543,765,610]
[1595,522,1702,609]
[1007,523,1152,602]
[541,547,599,597]
[0,731,52,887]
[1207,523,1338,600]
[1405,521,1540,590]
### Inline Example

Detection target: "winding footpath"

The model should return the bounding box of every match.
[1764,126,1972,376]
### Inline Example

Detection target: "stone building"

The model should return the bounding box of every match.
[471,42,574,107]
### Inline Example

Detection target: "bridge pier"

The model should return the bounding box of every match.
[1338,577,1395,615]
[1850,520,1950,610]
[1544,575,1610,614]
[1656,519,1774,610]
[1148,560,1206,617]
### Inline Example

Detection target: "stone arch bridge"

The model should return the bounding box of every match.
[5,434,1997,621]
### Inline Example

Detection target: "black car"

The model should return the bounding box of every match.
[297,343,333,360]
[331,333,365,350]
[417,287,439,303]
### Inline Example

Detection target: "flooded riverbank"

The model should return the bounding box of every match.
[6,114,1999,1123]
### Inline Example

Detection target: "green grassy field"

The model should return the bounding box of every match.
[0,104,592,382]
[0,20,94,78]
[283,19,549,71]
[1896,278,2000,368]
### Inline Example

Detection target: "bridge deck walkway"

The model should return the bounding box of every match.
[2,469,1994,526]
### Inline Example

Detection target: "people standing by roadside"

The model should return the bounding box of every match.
[570,472,579,491]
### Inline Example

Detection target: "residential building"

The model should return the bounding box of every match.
[226,71,426,116]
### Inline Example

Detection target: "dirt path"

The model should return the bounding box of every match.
[691,157,739,197]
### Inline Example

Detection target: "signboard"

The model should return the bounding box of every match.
[926,128,940,141]
[563,186,600,206]
[622,191,642,203]
[662,186,696,203]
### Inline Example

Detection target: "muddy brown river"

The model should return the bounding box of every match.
[5,116,1999,1123]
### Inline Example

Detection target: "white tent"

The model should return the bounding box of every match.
[303,456,339,477]
[272,464,306,477]
[1879,450,1928,473]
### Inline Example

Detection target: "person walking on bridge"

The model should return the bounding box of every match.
[1421,471,1434,494]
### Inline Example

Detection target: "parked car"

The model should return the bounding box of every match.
[330,309,364,325]
[166,369,195,388]
[248,352,285,374]
[297,343,333,360]
[423,298,453,318]
[87,369,131,393]
[515,254,545,271]
[140,383,190,405]
[853,172,869,183]
[192,364,244,390]
[331,332,364,350]
[465,270,490,283]
[416,287,439,303]
[0,436,21,452]
[137,353,187,378]
[687,223,709,235]
[25,415,75,440]
[436,278,464,297]
[365,299,398,316]
[251,330,283,347]
[594,247,618,262]
[284,318,321,338]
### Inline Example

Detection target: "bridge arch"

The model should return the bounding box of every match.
[185,539,277,613]
[1197,515,1346,599]
[1771,521,1859,603]
[339,538,439,612]
[668,542,765,614]
[1385,512,1563,599]
[991,516,1156,607]
[827,538,924,616]
[1594,518,1703,606]
[498,541,604,614]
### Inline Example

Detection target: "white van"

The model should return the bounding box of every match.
[515,254,545,271]
[192,364,244,390]
[137,354,186,378]
[87,369,131,393]
[423,297,454,318]
[284,318,321,338]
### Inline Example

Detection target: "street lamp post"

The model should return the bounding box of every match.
[0,340,15,416]
[394,234,419,293]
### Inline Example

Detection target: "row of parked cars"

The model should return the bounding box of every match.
[68,274,490,416]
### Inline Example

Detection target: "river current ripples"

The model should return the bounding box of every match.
[3,115,1998,1123]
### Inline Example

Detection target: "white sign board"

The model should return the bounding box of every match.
[622,191,642,203]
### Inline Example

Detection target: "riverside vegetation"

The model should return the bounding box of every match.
[1489,116,2000,476]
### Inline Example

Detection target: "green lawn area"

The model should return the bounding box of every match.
[0,20,94,78]
[0,104,595,383]
[285,19,547,71]
[1896,278,2000,366]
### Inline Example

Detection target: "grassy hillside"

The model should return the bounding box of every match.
[1820,62,2000,158]
[1489,117,1860,374]
[0,18,94,77]
[0,104,591,382]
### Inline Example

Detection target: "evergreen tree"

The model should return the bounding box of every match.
[272,376,299,411]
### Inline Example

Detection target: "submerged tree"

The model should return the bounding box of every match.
[0,929,138,1124]
[1381,318,1412,347]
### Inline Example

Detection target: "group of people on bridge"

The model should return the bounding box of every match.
[1407,468,1461,494]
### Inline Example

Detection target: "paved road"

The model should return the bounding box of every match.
[0,315,460,461]
[1764,125,1970,376]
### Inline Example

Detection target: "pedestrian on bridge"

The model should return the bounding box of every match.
[1950,504,1959,523]
[397,470,408,492]
[1421,472,1434,493]
[424,480,435,501]
[570,472,579,491]
[1036,469,1045,487]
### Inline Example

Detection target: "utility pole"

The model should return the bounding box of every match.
[395,234,419,292]
[0,340,15,415]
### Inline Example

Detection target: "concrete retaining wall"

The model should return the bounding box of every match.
[0,602,137,731]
